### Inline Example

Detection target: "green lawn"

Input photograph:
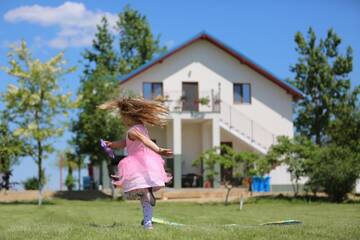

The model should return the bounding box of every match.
[0,197,359,240]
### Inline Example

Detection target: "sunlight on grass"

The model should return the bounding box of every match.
[0,198,359,240]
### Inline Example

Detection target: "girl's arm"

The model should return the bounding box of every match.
[104,140,126,149]
[128,129,173,157]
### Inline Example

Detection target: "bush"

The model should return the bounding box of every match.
[306,145,360,202]
[23,177,39,190]
[65,174,75,191]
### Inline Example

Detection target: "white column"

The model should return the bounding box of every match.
[173,116,182,188]
[212,116,221,188]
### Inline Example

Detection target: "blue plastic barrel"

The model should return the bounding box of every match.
[264,176,270,192]
[251,176,259,192]
[252,176,271,192]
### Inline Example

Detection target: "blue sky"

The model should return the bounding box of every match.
[1,0,359,190]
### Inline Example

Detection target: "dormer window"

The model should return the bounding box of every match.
[233,83,251,104]
[143,82,163,100]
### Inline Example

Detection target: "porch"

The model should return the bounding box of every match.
[148,114,221,188]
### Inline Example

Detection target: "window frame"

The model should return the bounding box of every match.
[233,83,251,104]
[142,82,163,100]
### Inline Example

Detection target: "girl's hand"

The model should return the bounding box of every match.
[104,140,114,148]
[104,140,126,149]
[158,148,173,157]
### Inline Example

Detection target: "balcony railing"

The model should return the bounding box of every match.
[220,101,276,150]
[158,90,221,113]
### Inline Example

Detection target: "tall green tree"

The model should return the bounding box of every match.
[0,110,26,189]
[2,41,76,205]
[289,28,357,145]
[72,66,123,166]
[116,5,166,74]
[73,16,124,189]
[82,16,118,74]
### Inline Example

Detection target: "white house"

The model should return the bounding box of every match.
[117,32,305,191]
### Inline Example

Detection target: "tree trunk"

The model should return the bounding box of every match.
[37,140,43,206]
[67,167,73,191]
[78,166,81,191]
[224,182,233,206]
[4,171,11,190]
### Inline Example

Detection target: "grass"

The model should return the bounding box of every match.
[0,197,359,240]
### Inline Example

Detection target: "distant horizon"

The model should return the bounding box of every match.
[1,0,359,190]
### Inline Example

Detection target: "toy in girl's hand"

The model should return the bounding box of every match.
[100,139,115,159]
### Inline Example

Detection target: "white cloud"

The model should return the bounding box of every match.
[4,1,118,49]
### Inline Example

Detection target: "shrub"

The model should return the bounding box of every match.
[23,177,39,190]
[306,145,360,202]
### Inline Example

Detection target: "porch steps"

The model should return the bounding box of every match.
[219,121,267,154]
[219,101,276,153]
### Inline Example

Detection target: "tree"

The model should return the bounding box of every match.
[193,145,274,205]
[2,41,76,205]
[116,5,166,74]
[327,98,360,152]
[267,136,317,196]
[82,16,118,74]
[72,66,124,184]
[72,17,123,189]
[73,15,124,191]
[0,111,27,190]
[60,151,78,191]
[289,28,356,145]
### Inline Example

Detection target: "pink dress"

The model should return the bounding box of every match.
[113,124,171,193]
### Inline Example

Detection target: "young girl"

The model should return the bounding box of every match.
[99,97,172,230]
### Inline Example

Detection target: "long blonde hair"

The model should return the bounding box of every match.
[98,97,168,127]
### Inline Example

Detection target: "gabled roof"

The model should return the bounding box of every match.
[119,32,304,100]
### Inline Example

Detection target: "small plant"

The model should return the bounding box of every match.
[197,97,210,105]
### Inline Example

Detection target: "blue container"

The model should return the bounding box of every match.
[251,176,259,192]
[252,176,271,192]
[264,176,270,192]
[83,176,91,190]
[258,178,265,192]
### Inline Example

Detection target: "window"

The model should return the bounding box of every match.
[233,83,251,104]
[143,82,163,100]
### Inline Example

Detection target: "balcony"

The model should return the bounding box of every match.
[156,90,221,113]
